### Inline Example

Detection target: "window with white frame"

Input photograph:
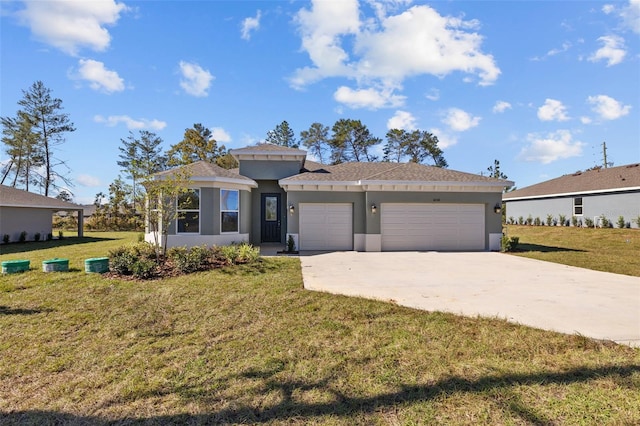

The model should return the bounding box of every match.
[573,197,583,216]
[177,189,200,233]
[220,189,239,233]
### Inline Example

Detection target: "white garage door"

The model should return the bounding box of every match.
[381,203,485,251]
[299,203,353,250]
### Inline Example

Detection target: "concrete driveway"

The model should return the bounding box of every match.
[299,252,640,347]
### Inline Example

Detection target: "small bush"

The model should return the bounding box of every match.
[533,217,541,226]
[58,230,64,240]
[617,216,626,229]
[634,215,640,228]
[600,215,610,228]
[137,233,145,242]
[501,236,520,252]
[287,235,296,252]
[34,232,41,242]
[109,246,138,275]
[46,233,53,241]
[518,216,524,225]
[571,216,580,227]
[218,245,239,265]
[169,245,211,274]
[559,214,567,227]
[132,259,157,279]
[19,231,27,243]
[526,215,533,226]
[236,243,260,264]
[584,218,594,228]
[2,234,9,244]
[546,214,554,226]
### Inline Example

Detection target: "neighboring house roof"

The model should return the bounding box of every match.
[0,185,84,210]
[503,163,640,201]
[153,161,258,187]
[280,162,511,192]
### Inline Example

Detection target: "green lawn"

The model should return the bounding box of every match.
[506,225,640,276]
[1,233,639,424]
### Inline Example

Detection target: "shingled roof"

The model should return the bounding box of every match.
[0,185,83,210]
[153,161,257,187]
[281,161,510,185]
[503,163,640,200]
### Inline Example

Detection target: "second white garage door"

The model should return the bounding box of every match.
[299,203,353,250]
[381,203,485,251]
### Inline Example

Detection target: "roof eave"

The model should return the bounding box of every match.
[503,185,640,201]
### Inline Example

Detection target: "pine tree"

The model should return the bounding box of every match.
[265,120,297,148]
[300,122,329,164]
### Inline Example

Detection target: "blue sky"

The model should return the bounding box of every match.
[1,0,639,204]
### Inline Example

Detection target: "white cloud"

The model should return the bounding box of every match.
[518,130,585,164]
[493,101,512,113]
[429,127,457,149]
[589,35,626,66]
[537,99,569,122]
[291,1,500,91]
[94,114,166,130]
[15,0,128,56]
[425,88,440,101]
[621,0,640,33]
[211,127,231,143]
[580,116,593,124]
[441,108,480,132]
[76,174,101,187]
[179,61,214,97]
[241,10,261,40]
[387,110,416,130]
[73,59,124,93]
[333,86,405,109]
[602,4,615,14]
[587,95,632,120]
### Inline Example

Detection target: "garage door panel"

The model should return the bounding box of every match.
[381,203,484,251]
[299,203,353,250]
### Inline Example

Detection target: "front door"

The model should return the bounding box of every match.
[261,193,281,243]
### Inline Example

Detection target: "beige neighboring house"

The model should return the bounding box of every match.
[0,185,84,242]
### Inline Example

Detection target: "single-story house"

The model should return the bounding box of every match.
[145,144,512,251]
[503,163,640,227]
[0,185,84,242]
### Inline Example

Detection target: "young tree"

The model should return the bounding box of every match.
[300,122,329,164]
[56,190,73,202]
[265,120,297,148]
[118,130,167,213]
[382,128,406,163]
[167,123,223,166]
[12,81,76,196]
[329,119,380,164]
[143,167,192,259]
[1,112,43,190]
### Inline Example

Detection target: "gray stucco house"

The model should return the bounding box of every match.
[503,163,640,228]
[0,185,84,242]
[145,144,512,251]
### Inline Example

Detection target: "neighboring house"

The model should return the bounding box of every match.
[503,163,640,228]
[146,144,512,251]
[0,185,84,242]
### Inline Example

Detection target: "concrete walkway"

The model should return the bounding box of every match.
[299,252,640,347]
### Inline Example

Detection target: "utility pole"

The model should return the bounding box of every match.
[602,141,608,169]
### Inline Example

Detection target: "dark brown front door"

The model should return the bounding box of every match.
[261,193,281,242]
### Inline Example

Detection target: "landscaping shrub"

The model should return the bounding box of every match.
[533,217,541,226]
[508,216,515,225]
[18,231,27,243]
[584,218,594,228]
[46,233,53,241]
[571,216,580,227]
[634,215,640,228]
[546,214,554,226]
[109,246,139,275]
[168,245,211,274]
[218,244,239,265]
[131,259,157,279]
[617,216,626,229]
[2,234,9,244]
[58,230,64,240]
[518,216,524,225]
[600,215,610,228]
[501,235,520,252]
[34,232,41,242]
[559,214,567,226]
[236,243,260,263]
[526,215,533,225]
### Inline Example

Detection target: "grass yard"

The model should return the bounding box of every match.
[505,225,640,277]
[1,233,639,424]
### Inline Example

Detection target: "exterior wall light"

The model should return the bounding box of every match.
[371,203,377,214]
[494,203,502,214]
[289,204,295,215]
